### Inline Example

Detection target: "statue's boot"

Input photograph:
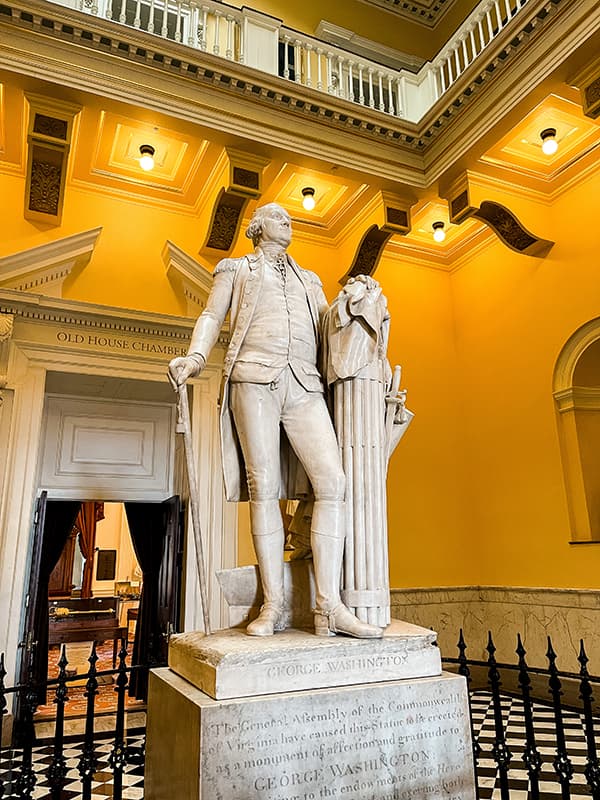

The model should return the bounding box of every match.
[311,500,383,639]
[246,500,285,637]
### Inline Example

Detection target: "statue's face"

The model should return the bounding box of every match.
[260,207,292,248]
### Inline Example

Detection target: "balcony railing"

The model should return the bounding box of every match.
[49,0,531,122]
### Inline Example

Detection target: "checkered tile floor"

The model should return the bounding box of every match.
[471,691,595,798]
[0,735,145,799]
[1,693,597,798]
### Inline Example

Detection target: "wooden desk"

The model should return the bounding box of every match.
[49,598,128,667]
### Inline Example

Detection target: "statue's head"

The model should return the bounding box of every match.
[246,203,292,248]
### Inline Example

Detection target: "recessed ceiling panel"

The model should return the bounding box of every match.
[480,95,600,180]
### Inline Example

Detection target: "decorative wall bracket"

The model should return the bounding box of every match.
[201,149,270,254]
[341,191,415,283]
[442,173,554,257]
[570,55,600,120]
[24,93,81,226]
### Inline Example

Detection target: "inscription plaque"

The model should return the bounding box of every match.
[146,669,476,800]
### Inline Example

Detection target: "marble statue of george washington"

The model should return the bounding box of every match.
[169,202,383,639]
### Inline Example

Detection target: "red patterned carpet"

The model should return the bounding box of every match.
[36,641,145,719]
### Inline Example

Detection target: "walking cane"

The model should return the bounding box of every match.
[175,381,212,636]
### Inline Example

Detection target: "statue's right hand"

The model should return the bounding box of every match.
[168,355,205,388]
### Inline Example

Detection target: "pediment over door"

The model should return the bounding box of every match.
[0,228,102,297]
[163,240,215,318]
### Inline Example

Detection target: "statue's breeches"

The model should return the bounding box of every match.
[229,368,345,502]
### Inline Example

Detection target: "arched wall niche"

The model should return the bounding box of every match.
[553,317,600,543]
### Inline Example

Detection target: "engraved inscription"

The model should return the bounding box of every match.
[55,330,187,356]
[201,679,474,800]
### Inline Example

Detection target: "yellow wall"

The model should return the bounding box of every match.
[4,134,600,592]
[449,170,600,589]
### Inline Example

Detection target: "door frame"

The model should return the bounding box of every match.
[0,293,237,687]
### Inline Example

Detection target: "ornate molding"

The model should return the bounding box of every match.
[0,227,102,297]
[0,312,14,389]
[202,149,269,254]
[442,174,553,257]
[473,201,553,257]
[24,93,81,226]
[163,240,213,317]
[553,317,600,395]
[358,0,454,29]
[0,0,588,187]
[554,387,600,413]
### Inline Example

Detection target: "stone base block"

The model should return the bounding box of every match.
[145,667,475,800]
[169,620,441,700]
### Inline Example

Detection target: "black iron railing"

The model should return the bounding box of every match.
[2,631,600,799]
[444,630,600,800]
[0,642,145,800]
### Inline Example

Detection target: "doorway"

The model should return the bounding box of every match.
[18,494,183,725]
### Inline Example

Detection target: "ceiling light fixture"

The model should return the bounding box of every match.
[540,127,558,156]
[139,144,156,171]
[432,221,446,243]
[302,187,316,211]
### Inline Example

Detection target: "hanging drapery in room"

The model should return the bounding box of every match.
[32,500,82,697]
[124,502,167,699]
[74,501,105,599]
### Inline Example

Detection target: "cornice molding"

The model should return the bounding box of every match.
[554,387,600,413]
[163,240,213,317]
[358,0,456,29]
[0,0,593,189]
[0,227,102,296]
[0,286,195,338]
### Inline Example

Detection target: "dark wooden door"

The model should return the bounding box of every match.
[156,495,184,663]
[18,491,48,687]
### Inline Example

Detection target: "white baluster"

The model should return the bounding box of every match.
[147,0,155,33]
[358,65,365,105]
[175,1,182,42]
[198,6,208,51]
[338,57,345,98]
[187,2,196,45]
[238,17,244,63]
[213,11,221,56]
[133,0,141,29]
[494,0,503,30]
[295,41,302,83]
[305,44,312,87]
[368,68,374,109]
[477,16,485,50]
[438,61,447,93]
[283,35,290,79]
[225,15,233,59]
[396,78,403,117]
[387,75,394,114]
[119,0,126,25]
[454,44,461,77]
[327,52,335,94]
[348,62,355,102]
[447,53,454,86]
[469,26,477,58]
[485,7,494,40]
[316,48,323,90]
[160,0,168,38]
[377,72,384,111]
[105,0,111,20]
[462,35,469,68]
[504,0,513,20]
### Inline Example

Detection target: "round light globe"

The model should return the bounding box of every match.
[541,137,558,156]
[139,154,155,171]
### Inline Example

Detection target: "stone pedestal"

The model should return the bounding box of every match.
[168,620,440,700]
[145,625,476,800]
[145,667,475,800]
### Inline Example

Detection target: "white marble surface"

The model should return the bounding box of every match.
[391,585,600,672]
[169,620,441,699]
[145,667,475,800]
